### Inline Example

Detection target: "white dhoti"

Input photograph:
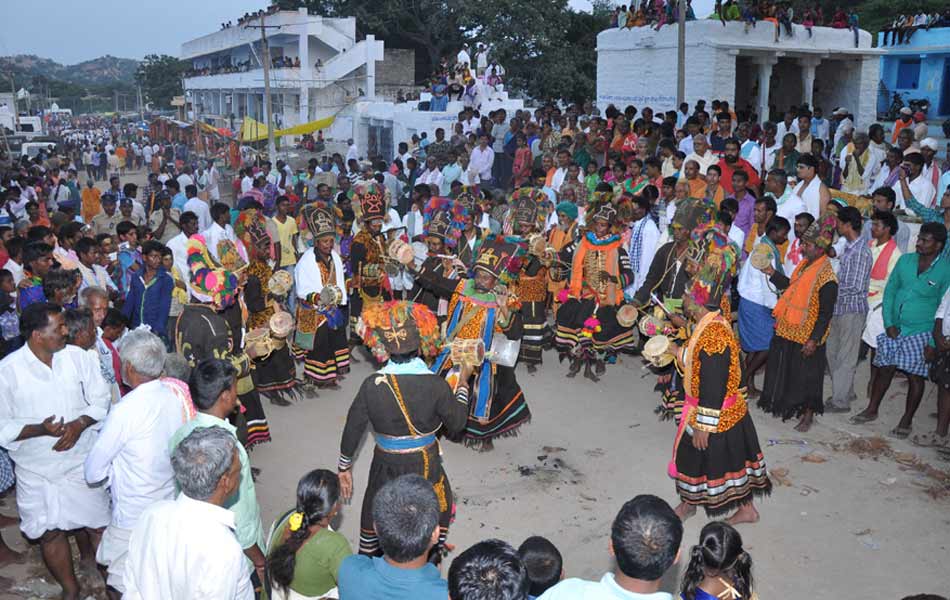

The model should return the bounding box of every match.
[862,301,885,348]
[15,464,110,540]
[97,524,133,593]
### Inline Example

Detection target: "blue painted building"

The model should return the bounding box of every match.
[877,27,950,117]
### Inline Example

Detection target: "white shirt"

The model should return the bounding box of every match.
[773,187,807,239]
[84,379,192,530]
[738,233,781,308]
[837,146,884,195]
[3,259,23,285]
[177,174,195,191]
[240,176,253,194]
[937,287,950,337]
[626,216,660,295]
[457,49,471,67]
[346,143,359,162]
[896,174,936,212]
[184,196,213,232]
[538,573,674,600]
[684,150,718,175]
[402,209,425,240]
[728,224,746,252]
[0,344,112,539]
[206,167,220,200]
[792,175,823,219]
[419,167,443,187]
[776,120,796,143]
[295,248,347,305]
[470,146,495,181]
[203,222,243,263]
[124,494,253,600]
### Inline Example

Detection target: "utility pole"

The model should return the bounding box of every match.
[245,14,279,161]
[114,89,119,114]
[676,0,686,105]
[137,85,144,121]
[7,73,19,130]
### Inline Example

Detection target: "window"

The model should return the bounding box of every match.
[896,59,921,89]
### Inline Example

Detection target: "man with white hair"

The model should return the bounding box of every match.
[920,138,942,206]
[124,426,252,599]
[84,329,194,599]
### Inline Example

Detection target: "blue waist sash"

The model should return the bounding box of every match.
[374,432,436,453]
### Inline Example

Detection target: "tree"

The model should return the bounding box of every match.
[135,54,188,109]
[271,0,610,102]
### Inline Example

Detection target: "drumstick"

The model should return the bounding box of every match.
[650,293,673,316]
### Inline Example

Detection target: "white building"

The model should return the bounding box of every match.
[597,20,882,128]
[181,9,385,131]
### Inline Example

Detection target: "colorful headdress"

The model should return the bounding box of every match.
[801,214,837,250]
[672,197,716,232]
[590,203,617,223]
[185,235,239,310]
[300,203,336,239]
[685,223,737,310]
[355,181,386,222]
[357,300,442,362]
[455,189,479,215]
[234,208,273,260]
[473,234,527,285]
[506,188,548,234]
[423,196,465,247]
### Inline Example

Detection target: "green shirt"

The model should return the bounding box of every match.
[264,514,352,599]
[169,413,265,553]
[882,253,950,336]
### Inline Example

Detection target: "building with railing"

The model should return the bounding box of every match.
[181,9,399,131]
[597,20,882,129]
[877,26,950,118]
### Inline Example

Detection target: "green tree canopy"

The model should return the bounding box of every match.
[271,0,610,102]
[135,54,188,109]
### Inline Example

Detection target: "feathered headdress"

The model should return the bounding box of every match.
[185,234,240,310]
[473,234,528,286]
[233,207,273,261]
[357,300,442,363]
[685,222,737,311]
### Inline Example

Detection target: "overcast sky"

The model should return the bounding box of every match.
[2,0,715,64]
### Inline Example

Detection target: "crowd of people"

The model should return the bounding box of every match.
[0,88,949,599]
[421,42,507,113]
[880,10,950,45]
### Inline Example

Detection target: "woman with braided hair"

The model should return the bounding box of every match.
[265,469,351,600]
[680,521,756,600]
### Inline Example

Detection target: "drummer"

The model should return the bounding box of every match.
[294,205,351,389]
[348,182,393,348]
[408,208,459,319]
[737,209,790,397]
[235,206,298,405]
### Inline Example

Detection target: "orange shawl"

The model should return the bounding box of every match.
[773,255,832,328]
[569,235,623,305]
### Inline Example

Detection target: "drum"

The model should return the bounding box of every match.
[245,327,273,360]
[362,263,382,281]
[319,284,343,307]
[527,233,546,257]
[269,311,294,349]
[549,260,569,282]
[388,238,415,266]
[643,335,674,368]
[749,244,772,271]
[616,304,639,328]
[267,270,293,297]
[638,314,669,337]
[450,338,485,368]
[488,335,520,367]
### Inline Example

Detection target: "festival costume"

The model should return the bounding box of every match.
[234,209,297,400]
[293,205,350,385]
[669,223,771,516]
[340,301,468,557]
[506,189,552,368]
[409,203,463,317]
[348,183,392,338]
[423,238,532,449]
[759,217,839,421]
[174,235,271,448]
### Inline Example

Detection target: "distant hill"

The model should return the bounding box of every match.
[0,54,140,87]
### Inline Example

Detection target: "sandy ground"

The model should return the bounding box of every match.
[1,168,949,597]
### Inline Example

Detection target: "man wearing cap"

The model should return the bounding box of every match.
[409,208,457,317]
[338,300,469,557]
[555,203,636,381]
[920,138,942,205]
[547,201,579,309]
[424,236,531,450]
[295,205,350,389]
[891,107,914,144]
[91,194,121,236]
[758,215,839,432]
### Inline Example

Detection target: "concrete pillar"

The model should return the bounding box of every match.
[754,55,778,123]
[799,57,821,108]
[365,35,376,100]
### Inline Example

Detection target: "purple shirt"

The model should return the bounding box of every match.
[732,190,756,238]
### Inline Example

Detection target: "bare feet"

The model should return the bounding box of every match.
[674,501,696,521]
[726,503,760,525]
[849,409,878,424]
[794,413,814,432]
[0,541,25,567]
